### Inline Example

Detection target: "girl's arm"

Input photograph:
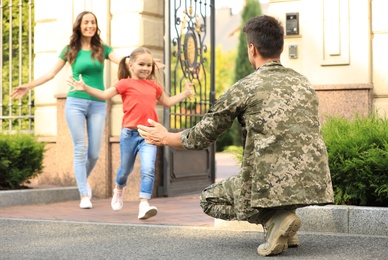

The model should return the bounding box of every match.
[108,51,122,65]
[68,74,118,100]
[157,82,195,107]
[11,58,66,99]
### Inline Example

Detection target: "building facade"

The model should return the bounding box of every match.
[30,0,388,199]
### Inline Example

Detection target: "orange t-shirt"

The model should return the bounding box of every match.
[115,78,163,128]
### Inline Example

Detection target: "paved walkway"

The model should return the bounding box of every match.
[2,153,388,260]
[0,153,240,227]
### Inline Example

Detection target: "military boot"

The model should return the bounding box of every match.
[257,210,301,256]
[287,209,300,247]
[288,233,300,247]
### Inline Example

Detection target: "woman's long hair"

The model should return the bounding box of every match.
[65,11,104,64]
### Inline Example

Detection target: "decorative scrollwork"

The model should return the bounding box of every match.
[170,0,213,130]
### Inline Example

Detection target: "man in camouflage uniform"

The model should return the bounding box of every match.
[138,15,334,257]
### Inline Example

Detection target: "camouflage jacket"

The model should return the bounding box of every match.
[181,61,334,216]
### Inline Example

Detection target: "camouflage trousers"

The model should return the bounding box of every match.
[199,175,279,225]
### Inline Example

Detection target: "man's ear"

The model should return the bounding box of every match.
[248,43,257,57]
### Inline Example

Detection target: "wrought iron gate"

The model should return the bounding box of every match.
[161,0,215,197]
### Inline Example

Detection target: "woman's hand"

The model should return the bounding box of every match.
[11,86,29,99]
[67,74,87,92]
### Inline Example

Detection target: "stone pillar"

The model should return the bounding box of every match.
[30,0,74,187]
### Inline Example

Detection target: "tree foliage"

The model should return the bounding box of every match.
[214,46,236,98]
[215,0,262,151]
[234,0,262,82]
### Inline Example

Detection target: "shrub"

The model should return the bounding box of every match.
[223,145,243,163]
[216,119,243,152]
[0,133,46,189]
[223,114,388,207]
[322,114,388,206]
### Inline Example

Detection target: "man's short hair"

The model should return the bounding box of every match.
[243,15,284,58]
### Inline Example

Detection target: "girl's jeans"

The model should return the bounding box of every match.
[115,128,157,200]
[65,97,106,197]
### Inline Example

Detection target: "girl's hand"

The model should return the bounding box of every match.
[11,86,29,99]
[67,74,87,92]
[154,58,166,70]
[185,82,196,99]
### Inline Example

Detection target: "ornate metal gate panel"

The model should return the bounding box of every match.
[162,0,215,197]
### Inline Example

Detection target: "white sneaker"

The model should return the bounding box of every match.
[111,188,124,211]
[80,197,92,209]
[86,183,92,199]
[138,202,157,220]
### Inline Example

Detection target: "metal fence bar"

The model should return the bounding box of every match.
[8,1,13,131]
[0,1,3,130]
[28,0,33,130]
[1,0,34,133]
[18,0,22,129]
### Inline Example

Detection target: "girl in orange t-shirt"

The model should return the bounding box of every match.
[68,47,194,220]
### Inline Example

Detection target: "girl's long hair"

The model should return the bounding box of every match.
[65,11,104,64]
[117,47,161,85]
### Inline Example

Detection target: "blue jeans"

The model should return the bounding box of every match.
[115,128,157,200]
[65,97,106,197]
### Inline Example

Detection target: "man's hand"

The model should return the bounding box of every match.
[138,119,168,146]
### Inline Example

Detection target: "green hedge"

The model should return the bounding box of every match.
[322,115,388,206]
[0,133,46,189]
[223,114,388,207]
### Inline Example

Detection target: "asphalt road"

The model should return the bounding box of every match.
[1,218,387,260]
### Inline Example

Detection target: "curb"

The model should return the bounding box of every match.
[1,188,387,237]
[0,187,79,208]
[215,205,388,237]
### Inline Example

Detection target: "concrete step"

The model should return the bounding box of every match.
[214,205,388,237]
[1,186,387,237]
[0,186,79,208]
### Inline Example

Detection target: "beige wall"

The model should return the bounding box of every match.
[371,0,388,117]
[266,0,379,121]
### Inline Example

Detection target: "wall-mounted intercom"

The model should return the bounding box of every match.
[286,13,299,35]
[288,45,298,59]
